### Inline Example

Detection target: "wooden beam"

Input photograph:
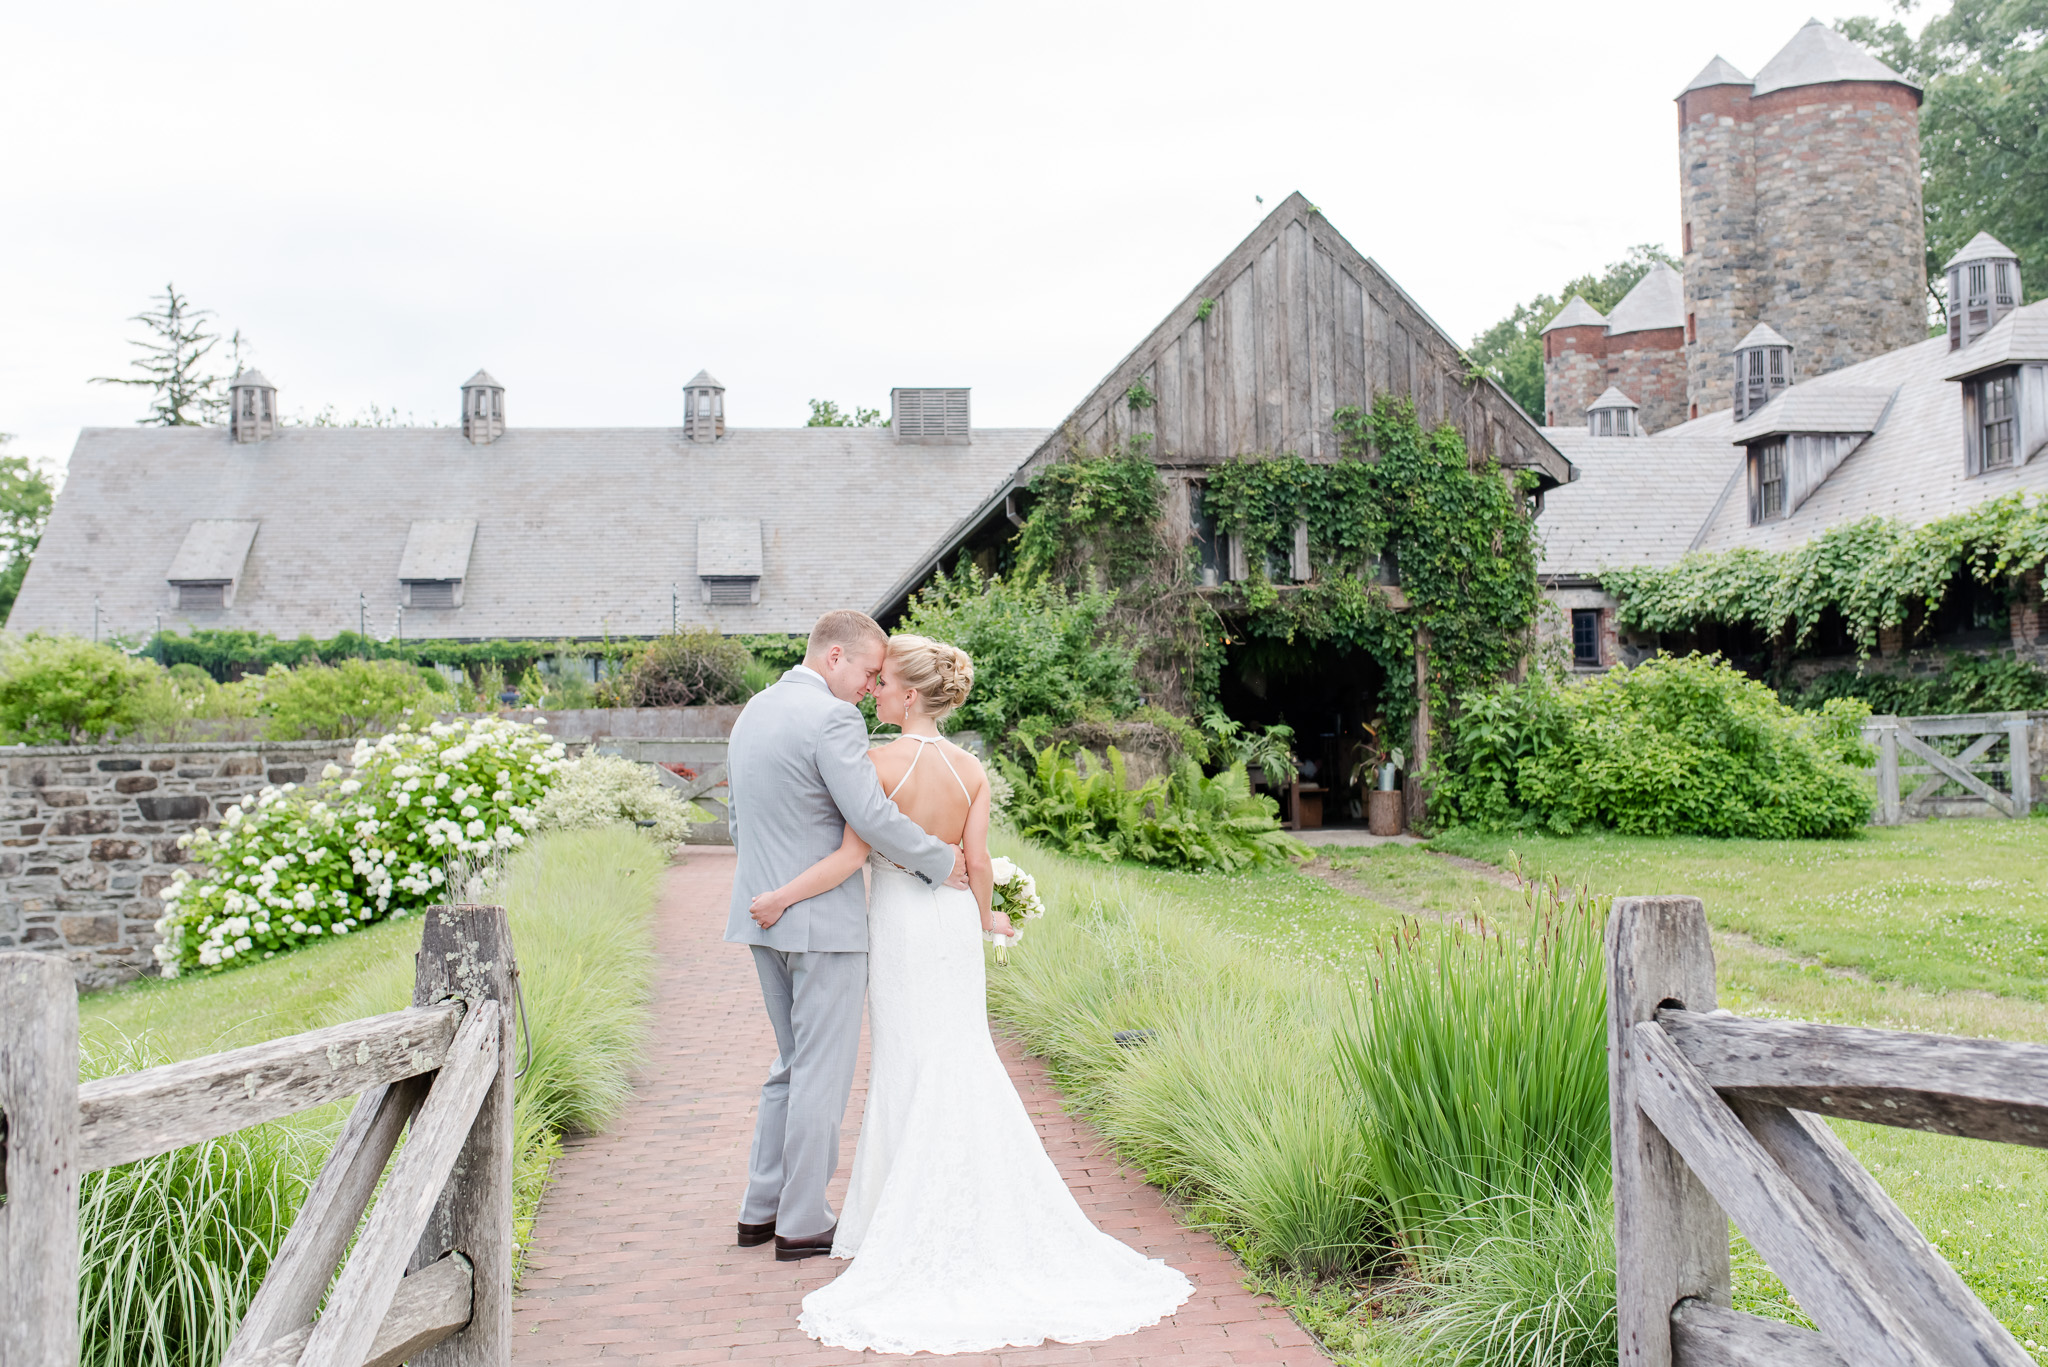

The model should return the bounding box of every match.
[0,951,81,1367]
[1608,897,1729,1367]
[1657,1009,2048,1147]
[76,1003,462,1172]
[297,1000,500,1367]
[1669,1300,1845,1367]
[1632,1021,1945,1367]
[1894,729,2015,815]
[238,1252,473,1367]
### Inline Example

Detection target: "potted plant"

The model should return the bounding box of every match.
[1349,720,1406,836]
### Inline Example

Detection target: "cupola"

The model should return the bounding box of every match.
[1586,387,1642,437]
[461,369,505,445]
[229,370,277,444]
[1946,233,2023,352]
[1733,324,1793,420]
[684,370,725,442]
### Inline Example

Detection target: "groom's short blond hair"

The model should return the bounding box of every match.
[806,610,887,659]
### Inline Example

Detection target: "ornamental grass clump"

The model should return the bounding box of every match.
[1336,886,1610,1252]
[155,717,566,975]
[1434,653,1874,839]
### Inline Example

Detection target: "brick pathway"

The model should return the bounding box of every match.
[512,849,1325,1366]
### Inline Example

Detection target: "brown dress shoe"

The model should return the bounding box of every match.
[774,1225,837,1261]
[737,1219,776,1247]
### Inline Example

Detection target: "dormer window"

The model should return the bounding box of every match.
[398,519,477,610]
[1945,233,2023,351]
[1751,441,1787,522]
[1585,387,1640,437]
[1733,325,1793,420]
[167,519,260,610]
[1968,370,2018,473]
[697,517,763,606]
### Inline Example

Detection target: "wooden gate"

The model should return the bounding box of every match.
[1867,712,2034,823]
[1610,895,2047,1367]
[0,903,516,1367]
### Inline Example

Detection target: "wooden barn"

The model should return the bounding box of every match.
[887,193,1572,825]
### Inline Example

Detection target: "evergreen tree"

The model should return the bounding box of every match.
[90,284,251,425]
[0,436,56,625]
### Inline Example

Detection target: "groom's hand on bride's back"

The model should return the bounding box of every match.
[945,846,971,890]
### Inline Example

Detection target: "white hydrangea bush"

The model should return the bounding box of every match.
[532,753,709,849]
[155,718,566,976]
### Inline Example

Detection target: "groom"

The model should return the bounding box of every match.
[723,609,967,1260]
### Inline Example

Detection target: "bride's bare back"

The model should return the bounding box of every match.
[868,735,985,846]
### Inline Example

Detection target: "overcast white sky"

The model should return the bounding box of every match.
[1,0,1905,472]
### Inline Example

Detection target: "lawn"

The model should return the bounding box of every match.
[993,819,2048,1364]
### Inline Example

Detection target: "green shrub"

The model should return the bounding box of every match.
[258,658,436,740]
[1001,745,1305,871]
[0,633,158,743]
[533,753,709,847]
[1784,652,2048,716]
[900,565,1142,738]
[1434,654,1874,838]
[155,719,566,974]
[602,628,751,707]
[1335,890,1609,1250]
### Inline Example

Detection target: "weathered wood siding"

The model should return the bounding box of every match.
[1028,193,1569,485]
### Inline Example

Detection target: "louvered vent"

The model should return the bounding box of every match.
[174,582,227,611]
[891,388,971,446]
[702,577,759,606]
[406,580,460,610]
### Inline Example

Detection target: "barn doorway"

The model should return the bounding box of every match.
[1216,636,1389,829]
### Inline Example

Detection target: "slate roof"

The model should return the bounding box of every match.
[1729,387,1896,442]
[462,369,501,390]
[1944,298,2048,379]
[1736,322,1793,351]
[1542,297,1607,334]
[397,519,478,581]
[1750,18,1918,97]
[685,370,724,390]
[1680,55,1751,95]
[1589,387,1639,412]
[1945,232,2020,270]
[167,520,259,583]
[1535,426,1736,576]
[230,369,274,390]
[10,425,1050,641]
[1605,263,1685,335]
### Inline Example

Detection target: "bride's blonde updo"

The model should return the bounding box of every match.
[887,634,975,718]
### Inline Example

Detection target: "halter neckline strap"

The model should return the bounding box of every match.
[883,731,972,802]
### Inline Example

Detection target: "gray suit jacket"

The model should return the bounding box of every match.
[722,668,956,952]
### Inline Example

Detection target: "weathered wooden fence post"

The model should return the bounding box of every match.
[0,952,81,1367]
[1873,721,1902,825]
[1608,897,1729,1367]
[2004,717,2032,817]
[408,904,517,1367]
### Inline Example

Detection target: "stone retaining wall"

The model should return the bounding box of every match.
[0,740,357,989]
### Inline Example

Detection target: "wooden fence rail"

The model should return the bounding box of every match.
[1610,895,2045,1367]
[0,903,517,1367]
[1865,712,2033,823]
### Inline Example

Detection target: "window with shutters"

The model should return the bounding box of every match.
[406,580,461,610]
[890,388,971,445]
[174,582,228,611]
[1751,441,1787,522]
[1971,371,2018,473]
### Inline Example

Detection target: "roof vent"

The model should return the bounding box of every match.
[229,371,276,444]
[1733,324,1793,420]
[697,518,762,606]
[891,388,970,445]
[168,519,259,610]
[1946,233,2023,352]
[462,369,505,445]
[398,519,477,610]
[684,370,725,442]
[1586,387,1641,437]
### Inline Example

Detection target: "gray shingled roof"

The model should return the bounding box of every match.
[1680,55,1751,95]
[1736,322,1793,351]
[10,425,1050,641]
[397,519,478,580]
[230,369,273,390]
[1541,297,1608,334]
[1751,18,1918,97]
[462,369,501,389]
[1589,387,1639,411]
[1604,263,1684,335]
[1944,231,2020,270]
[1729,387,1896,442]
[167,520,259,583]
[1536,427,1736,575]
[685,370,724,390]
[1944,298,2048,379]
[696,518,763,577]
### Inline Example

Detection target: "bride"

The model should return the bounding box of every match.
[744,633,1193,1355]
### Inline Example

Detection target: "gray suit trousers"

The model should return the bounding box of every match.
[741,944,866,1238]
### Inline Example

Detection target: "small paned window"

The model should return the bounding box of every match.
[1995,263,2015,306]
[1753,441,1787,522]
[1190,485,1223,587]
[1977,373,2016,471]
[1571,609,1601,667]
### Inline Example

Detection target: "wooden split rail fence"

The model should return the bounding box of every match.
[1867,712,2033,823]
[0,904,518,1367]
[1611,895,2048,1367]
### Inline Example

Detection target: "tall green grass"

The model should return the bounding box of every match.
[1334,887,1610,1249]
[72,825,667,1367]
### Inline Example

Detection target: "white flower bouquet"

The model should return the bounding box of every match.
[986,854,1046,966]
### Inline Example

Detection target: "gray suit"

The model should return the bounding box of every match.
[723,666,954,1238]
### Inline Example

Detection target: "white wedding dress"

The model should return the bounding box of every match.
[798,737,1193,1355]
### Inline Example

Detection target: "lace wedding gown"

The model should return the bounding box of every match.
[798,737,1193,1355]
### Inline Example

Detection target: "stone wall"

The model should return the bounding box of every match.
[0,740,357,989]
[1605,327,1689,433]
[1679,80,1760,421]
[1543,324,1609,427]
